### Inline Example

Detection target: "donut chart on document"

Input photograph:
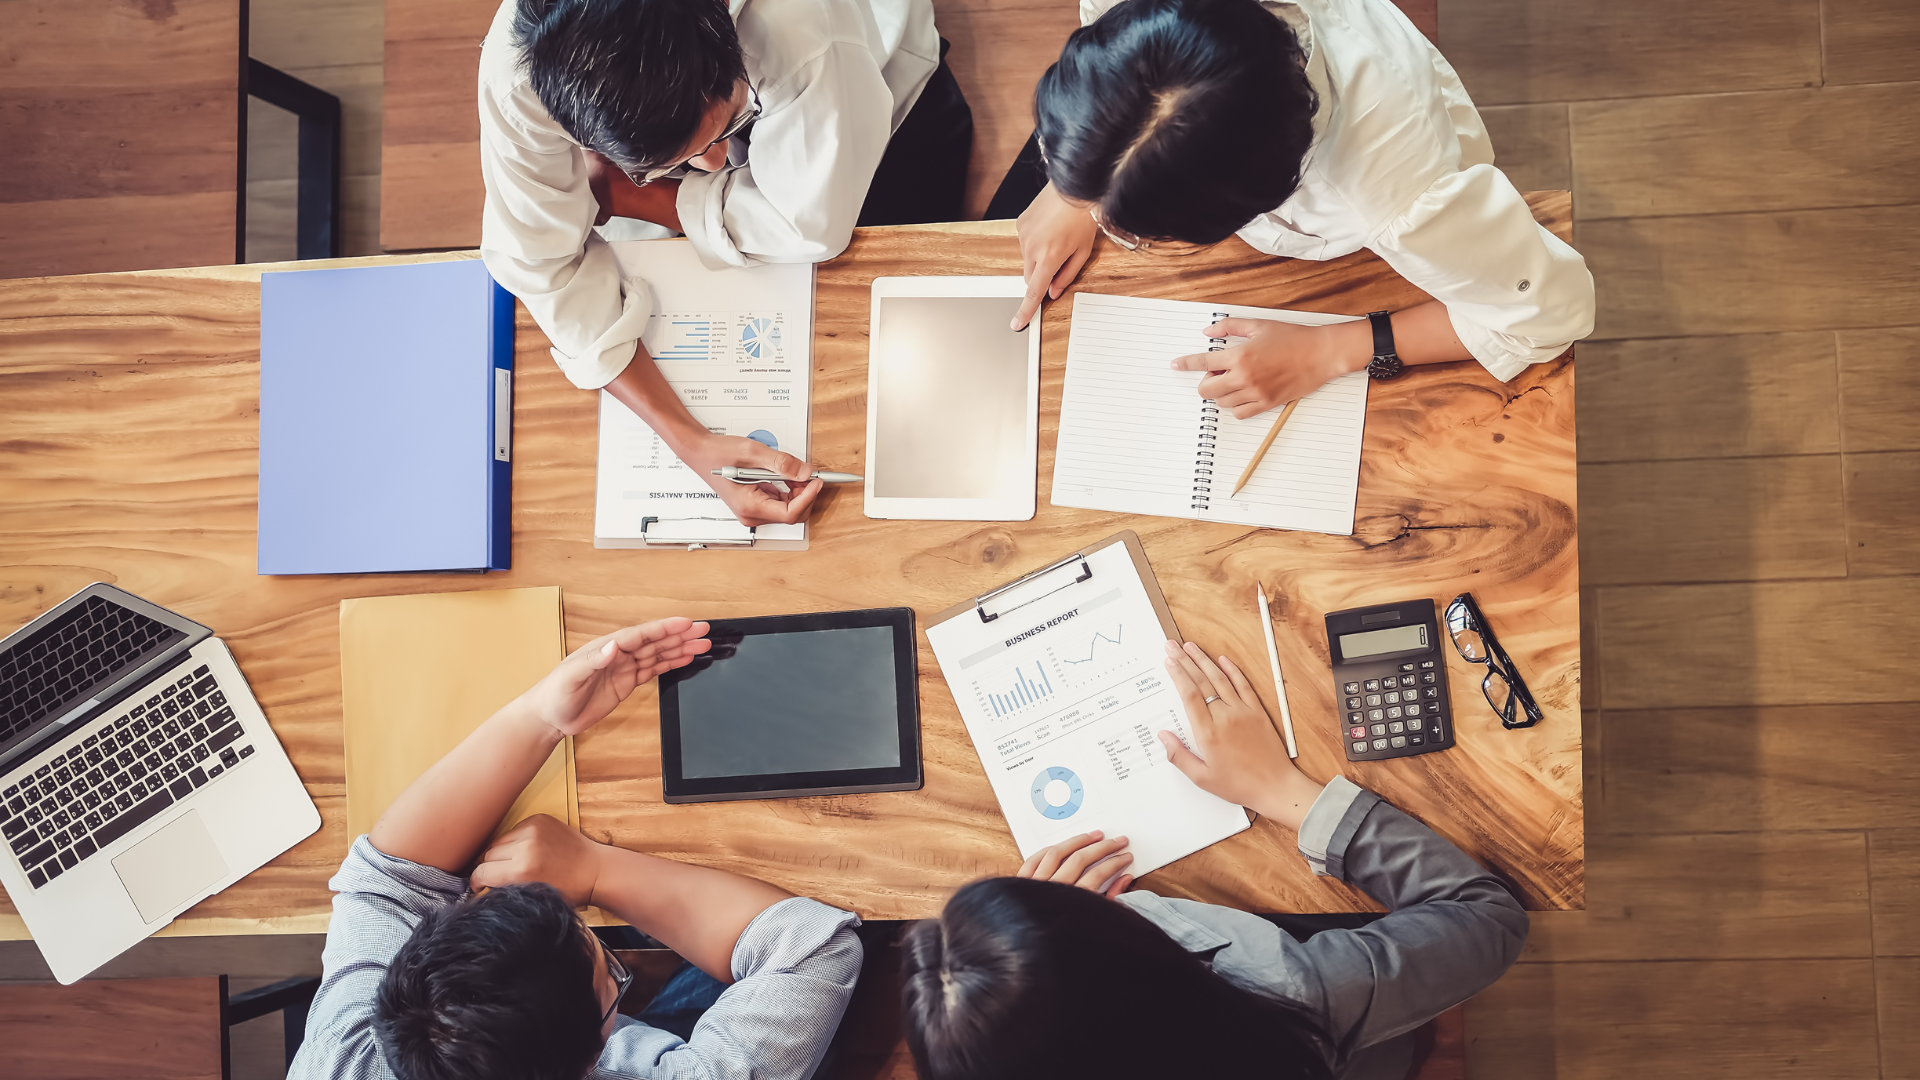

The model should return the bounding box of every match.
[1030,766,1084,820]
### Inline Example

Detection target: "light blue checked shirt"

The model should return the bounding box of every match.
[288,837,862,1080]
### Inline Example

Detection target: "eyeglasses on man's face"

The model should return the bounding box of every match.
[596,934,634,1031]
[622,83,761,187]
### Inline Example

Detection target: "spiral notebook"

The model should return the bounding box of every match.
[1050,293,1369,535]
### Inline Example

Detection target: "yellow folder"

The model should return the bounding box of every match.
[340,586,576,842]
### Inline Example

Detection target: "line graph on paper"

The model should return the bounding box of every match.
[1045,624,1134,689]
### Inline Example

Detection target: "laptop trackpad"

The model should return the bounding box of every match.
[112,810,229,924]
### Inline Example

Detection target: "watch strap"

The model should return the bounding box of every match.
[1366,310,1402,380]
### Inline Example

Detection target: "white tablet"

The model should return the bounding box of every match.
[865,277,1040,521]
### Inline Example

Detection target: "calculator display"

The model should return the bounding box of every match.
[1339,623,1429,659]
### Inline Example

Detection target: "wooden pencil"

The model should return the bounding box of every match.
[1229,398,1302,497]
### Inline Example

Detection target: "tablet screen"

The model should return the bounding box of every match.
[870,295,1030,500]
[674,625,902,778]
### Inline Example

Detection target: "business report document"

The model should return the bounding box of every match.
[1052,293,1369,536]
[595,240,813,548]
[926,542,1249,875]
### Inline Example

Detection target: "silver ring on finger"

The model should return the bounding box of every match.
[1203,694,1221,705]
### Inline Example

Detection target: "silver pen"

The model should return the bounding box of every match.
[712,467,864,484]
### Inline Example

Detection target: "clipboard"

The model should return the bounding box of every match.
[923,529,1250,874]
[927,529,1182,649]
[593,514,810,551]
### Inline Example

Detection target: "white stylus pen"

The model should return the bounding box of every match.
[1257,582,1299,759]
[711,467,864,484]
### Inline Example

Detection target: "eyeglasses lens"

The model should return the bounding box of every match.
[1482,665,1515,719]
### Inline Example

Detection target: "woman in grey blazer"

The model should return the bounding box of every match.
[901,639,1529,1080]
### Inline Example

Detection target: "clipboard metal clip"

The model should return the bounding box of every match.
[975,553,1093,624]
[640,515,757,550]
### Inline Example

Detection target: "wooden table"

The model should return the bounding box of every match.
[0,201,1581,938]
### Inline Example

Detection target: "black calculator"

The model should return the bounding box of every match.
[1325,599,1454,761]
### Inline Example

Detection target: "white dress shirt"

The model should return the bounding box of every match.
[1081,0,1594,380]
[478,0,940,389]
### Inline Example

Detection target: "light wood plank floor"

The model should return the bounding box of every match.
[8,1,1918,1078]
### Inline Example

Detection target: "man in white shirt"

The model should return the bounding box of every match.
[995,0,1594,415]
[479,0,968,525]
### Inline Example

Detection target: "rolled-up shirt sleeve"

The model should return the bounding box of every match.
[676,42,894,270]
[1369,163,1594,381]
[599,897,863,1080]
[478,82,655,390]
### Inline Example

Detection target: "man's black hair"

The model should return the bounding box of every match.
[374,882,604,1080]
[1033,0,1318,245]
[901,876,1333,1080]
[514,0,747,170]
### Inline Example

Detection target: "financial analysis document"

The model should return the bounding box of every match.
[595,240,812,547]
[926,541,1249,875]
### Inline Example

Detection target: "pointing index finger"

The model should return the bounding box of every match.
[1012,272,1049,331]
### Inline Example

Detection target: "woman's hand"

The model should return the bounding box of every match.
[686,433,826,528]
[1160,640,1326,831]
[1170,318,1368,418]
[1016,830,1134,898]
[1012,183,1100,331]
[472,814,606,909]
[518,618,712,738]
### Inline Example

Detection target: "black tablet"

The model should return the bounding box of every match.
[660,607,922,803]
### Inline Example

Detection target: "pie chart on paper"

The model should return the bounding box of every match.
[740,318,776,360]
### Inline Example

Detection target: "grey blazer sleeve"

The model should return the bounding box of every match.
[1289,777,1529,1055]
[1118,778,1528,1073]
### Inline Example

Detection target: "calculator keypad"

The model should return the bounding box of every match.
[1335,657,1449,761]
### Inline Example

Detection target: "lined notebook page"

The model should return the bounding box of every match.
[1051,293,1369,536]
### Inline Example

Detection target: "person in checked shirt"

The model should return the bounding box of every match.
[289,616,861,1080]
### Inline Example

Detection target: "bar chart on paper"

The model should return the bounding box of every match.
[984,662,1054,717]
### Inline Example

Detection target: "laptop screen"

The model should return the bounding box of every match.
[0,595,186,762]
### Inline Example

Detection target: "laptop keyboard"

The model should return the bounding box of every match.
[0,595,184,745]
[0,664,256,890]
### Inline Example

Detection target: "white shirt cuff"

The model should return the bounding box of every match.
[1297,775,1370,877]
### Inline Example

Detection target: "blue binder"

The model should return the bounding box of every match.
[257,260,514,574]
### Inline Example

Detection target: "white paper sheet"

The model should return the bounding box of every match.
[926,542,1249,875]
[1051,293,1369,536]
[594,240,813,548]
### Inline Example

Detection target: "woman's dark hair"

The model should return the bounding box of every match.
[514,0,746,170]
[374,882,604,1080]
[1034,0,1318,245]
[902,877,1332,1080]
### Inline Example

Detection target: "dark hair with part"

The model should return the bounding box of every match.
[513,0,746,170]
[374,882,604,1080]
[1034,0,1317,244]
[901,876,1333,1080]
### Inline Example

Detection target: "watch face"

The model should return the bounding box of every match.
[1368,353,1404,380]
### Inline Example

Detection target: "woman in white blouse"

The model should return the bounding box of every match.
[998,0,1594,413]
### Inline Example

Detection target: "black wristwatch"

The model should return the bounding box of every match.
[1366,310,1403,380]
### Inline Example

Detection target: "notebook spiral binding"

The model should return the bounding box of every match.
[1191,312,1230,512]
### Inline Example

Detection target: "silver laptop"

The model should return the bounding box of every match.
[0,583,320,983]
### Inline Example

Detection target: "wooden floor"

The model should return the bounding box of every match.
[3,1,1918,1078]
[1438,0,1920,1075]
[246,0,385,260]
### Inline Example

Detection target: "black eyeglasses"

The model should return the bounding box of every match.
[622,83,761,187]
[596,935,634,1030]
[1444,593,1542,729]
